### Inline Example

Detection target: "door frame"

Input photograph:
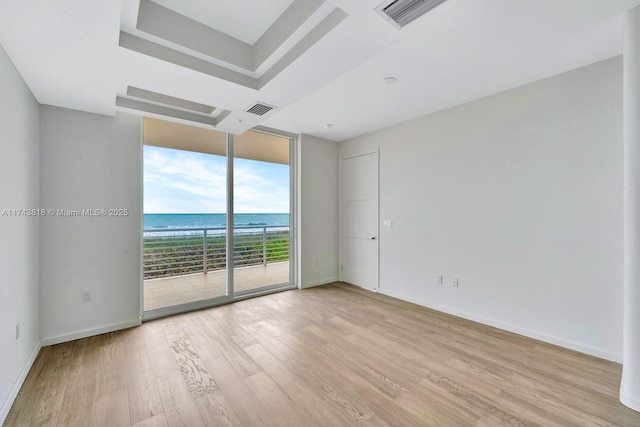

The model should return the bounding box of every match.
[338,148,380,291]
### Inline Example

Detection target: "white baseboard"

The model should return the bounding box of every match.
[300,277,339,289]
[0,339,41,425]
[621,387,640,413]
[621,391,640,412]
[41,318,142,347]
[379,288,621,363]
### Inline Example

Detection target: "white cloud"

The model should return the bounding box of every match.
[144,146,289,213]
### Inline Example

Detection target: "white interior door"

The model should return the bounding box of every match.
[340,151,379,290]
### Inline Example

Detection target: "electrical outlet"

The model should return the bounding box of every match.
[15,323,20,340]
[82,291,91,302]
[437,275,443,284]
[453,278,459,287]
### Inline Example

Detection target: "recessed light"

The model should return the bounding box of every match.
[324,123,335,129]
[384,76,398,85]
[237,119,243,124]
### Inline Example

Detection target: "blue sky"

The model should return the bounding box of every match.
[144,145,290,213]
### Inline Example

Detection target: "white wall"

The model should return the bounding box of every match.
[340,57,624,361]
[0,44,41,423]
[39,107,142,344]
[298,134,339,288]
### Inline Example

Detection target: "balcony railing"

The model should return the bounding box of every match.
[143,225,290,280]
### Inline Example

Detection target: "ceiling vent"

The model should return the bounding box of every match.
[245,102,276,116]
[376,0,448,29]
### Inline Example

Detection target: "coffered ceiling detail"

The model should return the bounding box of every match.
[1,0,639,140]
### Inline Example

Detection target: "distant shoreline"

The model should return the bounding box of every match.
[144,212,290,230]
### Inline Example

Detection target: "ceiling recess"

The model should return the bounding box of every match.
[245,102,277,116]
[377,0,448,28]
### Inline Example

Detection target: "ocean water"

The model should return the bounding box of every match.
[144,213,289,231]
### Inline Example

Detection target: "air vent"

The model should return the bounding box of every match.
[377,0,447,29]
[245,102,276,116]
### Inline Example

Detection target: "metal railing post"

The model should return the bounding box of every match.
[203,229,208,274]
[263,227,267,266]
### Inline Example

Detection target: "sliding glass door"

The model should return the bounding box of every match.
[142,118,294,319]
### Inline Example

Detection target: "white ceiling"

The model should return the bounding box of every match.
[151,0,295,45]
[0,0,639,142]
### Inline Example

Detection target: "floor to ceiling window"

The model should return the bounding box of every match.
[141,118,295,319]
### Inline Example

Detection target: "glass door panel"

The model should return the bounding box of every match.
[232,131,292,295]
[142,118,229,316]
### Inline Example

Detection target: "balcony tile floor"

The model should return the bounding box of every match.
[143,261,290,311]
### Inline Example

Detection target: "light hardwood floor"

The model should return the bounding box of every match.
[5,283,640,426]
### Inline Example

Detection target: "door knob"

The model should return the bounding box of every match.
[371,236,377,240]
